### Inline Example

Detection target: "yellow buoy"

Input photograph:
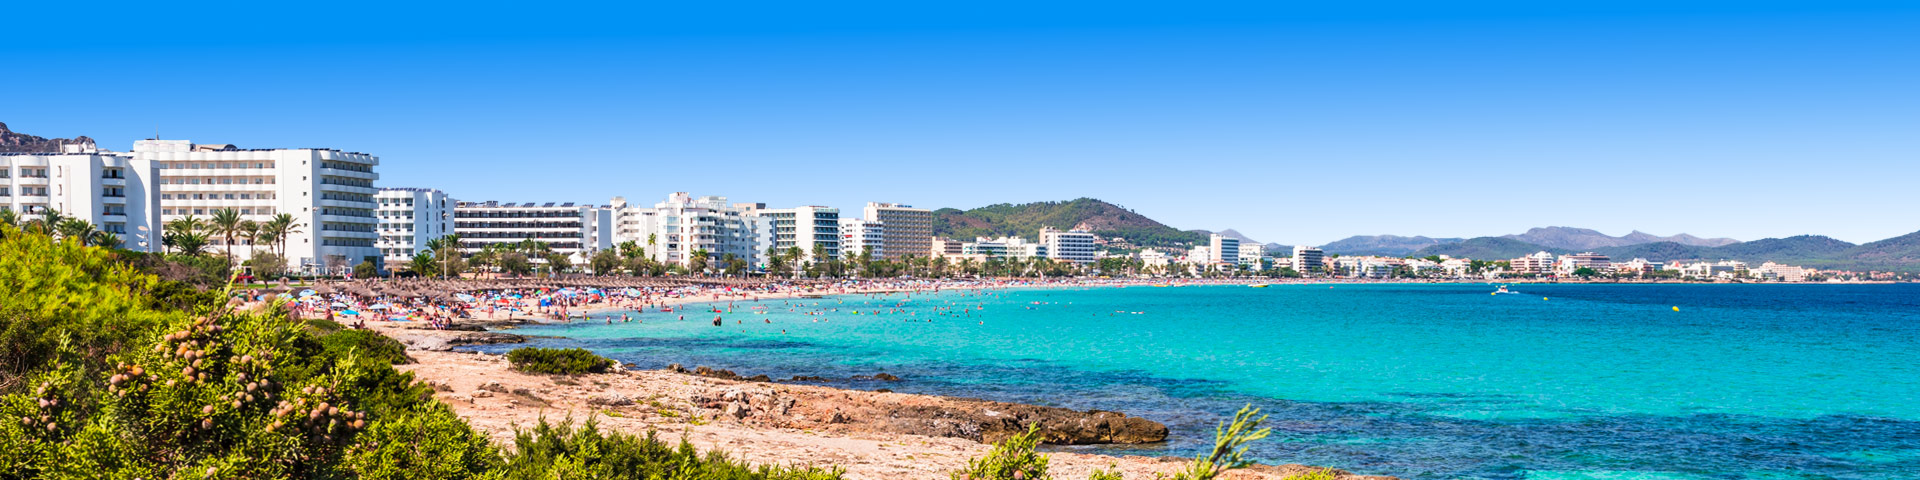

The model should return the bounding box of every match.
[1543,297,1549,301]
[1491,292,1497,296]
[1672,306,1680,312]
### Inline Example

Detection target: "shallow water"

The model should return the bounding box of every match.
[464,283,1920,479]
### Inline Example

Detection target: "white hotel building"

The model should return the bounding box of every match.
[841,218,885,259]
[610,193,764,268]
[137,140,379,273]
[1,146,163,251]
[759,206,840,262]
[1039,227,1098,264]
[375,188,455,267]
[453,201,612,265]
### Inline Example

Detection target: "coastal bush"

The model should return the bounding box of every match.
[953,423,1052,480]
[1087,466,1123,480]
[317,328,413,366]
[506,347,615,374]
[496,416,845,480]
[0,225,170,386]
[1170,405,1273,480]
[0,226,496,478]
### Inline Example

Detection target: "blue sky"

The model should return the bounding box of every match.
[6,1,1917,244]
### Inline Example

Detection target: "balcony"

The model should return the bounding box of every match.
[103,195,127,204]
[318,183,377,195]
[99,178,127,187]
[100,213,128,222]
[319,167,379,181]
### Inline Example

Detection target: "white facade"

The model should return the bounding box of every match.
[136,139,380,273]
[1291,245,1325,273]
[453,201,612,266]
[841,218,885,259]
[376,188,455,267]
[1510,251,1557,275]
[1139,248,1171,269]
[1237,243,1265,267]
[864,202,932,260]
[759,206,840,262]
[1040,227,1098,264]
[1,149,162,252]
[1208,234,1241,266]
[1555,252,1613,275]
[624,193,764,268]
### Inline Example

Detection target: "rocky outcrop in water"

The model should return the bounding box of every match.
[682,375,1168,445]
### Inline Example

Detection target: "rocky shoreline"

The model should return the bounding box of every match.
[370,321,1395,480]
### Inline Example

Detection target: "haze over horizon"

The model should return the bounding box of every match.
[6,1,1915,245]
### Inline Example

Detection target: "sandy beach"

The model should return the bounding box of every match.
[358,279,1394,480]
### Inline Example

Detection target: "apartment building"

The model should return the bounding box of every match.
[1555,252,1613,275]
[453,201,611,265]
[863,202,932,260]
[1,147,162,251]
[1509,251,1557,275]
[136,139,379,273]
[375,188,455,267]
[759,206,840,262]
[1208,234,1242,266]
[841,218,885,259]
[1039,227,1098,264]
[1291,245,1326,273]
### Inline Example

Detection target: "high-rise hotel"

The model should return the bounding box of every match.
[1,144,163,251]
[136,139,380,273]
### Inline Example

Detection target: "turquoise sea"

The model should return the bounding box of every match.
[465,283,1920,479]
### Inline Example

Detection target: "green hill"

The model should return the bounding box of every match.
[932,198,1207,247]
[1412,237,1565,259]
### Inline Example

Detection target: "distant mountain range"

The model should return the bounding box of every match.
[932,198,1208,247]
[0,122,95,153]
[1502,227,1739,250]
[1314,227,1737,256]
[1410,231,1920,273]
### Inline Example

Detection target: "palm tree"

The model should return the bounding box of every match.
[209,208,244,263]
[0,209,17,229]
[165,230,211,256]
[239,220,260,253]
[263,213,302,257]
[646,233,659,263]
[27,208,66,237]
[166,214,206,238]
[57,219,97,245]
[90,231,122,249]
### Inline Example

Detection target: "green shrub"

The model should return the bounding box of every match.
[1170,405,1273,480]
[1088,466,1123,480]
[0,226,169,386]
[506,347,615,374]
[341,403,502,479]
[953,423,1051,480]
[319,329,413,366]
[496,416,844,480]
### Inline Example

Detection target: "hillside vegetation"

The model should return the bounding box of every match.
[933,198,1207,246]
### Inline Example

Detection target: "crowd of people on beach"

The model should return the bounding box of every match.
[243,276,1260,329]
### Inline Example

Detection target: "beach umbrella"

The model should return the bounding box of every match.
[299,289,316,297]
[455,293,477,302]
[368,304,391,310]
[331,301,349,308]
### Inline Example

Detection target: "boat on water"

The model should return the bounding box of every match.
[1249,284,1270,288]
[1493,285,1516,295]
